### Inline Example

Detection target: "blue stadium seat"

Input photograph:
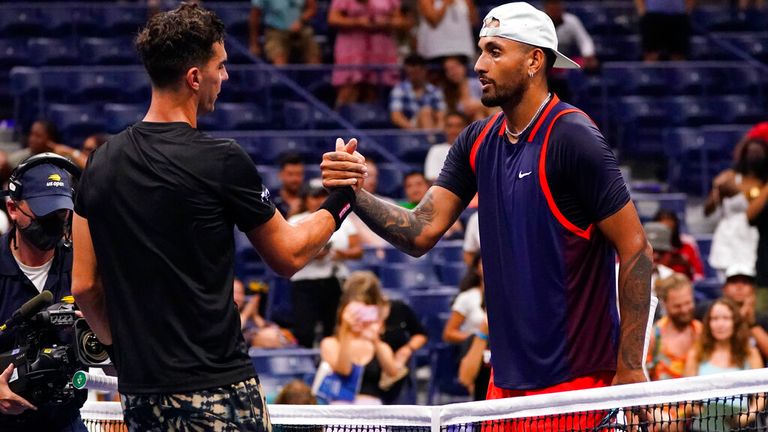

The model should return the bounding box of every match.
[93,5,147,35]
[632,193,687,226]
[667,67,718,95]
[725,33,768,63]
[727,67,764,94]
[715,95,765,124]
[0,39,30,68]
[624,67,669,96]
[28,38,80,66]
[47,103,105,144]
[666,96,718,127]
[389,134,432,163]
[103,103,145,133]
[380,263,440,291]
[376,163,404,197]
[594,35,641,61]
[340,103,391,129]
[209,5,250,38]
[432,240,465,264]
[427,344,469,404]
[694,279,722,303]
[384,247,433,264]
[0,7,42,37]
[72,71,126,102]
[9,67,40,98]
[39,7,97,36]
[80,38,138,65]
[437,262,467,286]
[695,234,716,279]
[615,96,668,128]
[212,103,268,130]
[250,348,320,398]
[406,287,457,318]
[238,136,314,165]
[255,165,281,191]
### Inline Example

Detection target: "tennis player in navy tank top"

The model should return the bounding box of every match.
[322,1,653,400]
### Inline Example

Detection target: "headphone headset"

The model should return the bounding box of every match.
[4,152,81,202]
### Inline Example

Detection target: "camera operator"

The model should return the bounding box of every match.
[0,154,86,431]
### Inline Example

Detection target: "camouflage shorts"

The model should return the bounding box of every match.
[121,377,271,432]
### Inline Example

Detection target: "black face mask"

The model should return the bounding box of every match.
[16,207,68,251]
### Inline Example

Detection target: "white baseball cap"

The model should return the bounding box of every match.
[479,2,580,69]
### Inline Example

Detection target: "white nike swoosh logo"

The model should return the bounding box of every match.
[518,171,532,179]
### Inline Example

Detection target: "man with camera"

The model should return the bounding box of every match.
[0,153,86,431]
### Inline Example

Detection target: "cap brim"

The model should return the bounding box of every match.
[26,195,73,217]
[553,50,581,69]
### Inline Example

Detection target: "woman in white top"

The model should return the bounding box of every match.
[443,255,485,344]
[289,180,362,347]
[705,138,766,280]
[417,0,478,62]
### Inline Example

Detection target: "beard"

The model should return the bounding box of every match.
[669,312,693,328]
[480,73,529,108]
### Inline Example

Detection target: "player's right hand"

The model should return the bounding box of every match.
[0,364,36,415]
[321,138,367,192]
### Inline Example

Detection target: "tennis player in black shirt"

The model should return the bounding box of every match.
[71,4,361,431]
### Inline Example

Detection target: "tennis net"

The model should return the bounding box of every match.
[82,368,768,431]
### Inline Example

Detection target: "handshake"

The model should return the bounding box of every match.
[320,138,369,192]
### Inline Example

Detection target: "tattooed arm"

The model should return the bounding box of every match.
[597,201,653,385]
[355,186,466,256]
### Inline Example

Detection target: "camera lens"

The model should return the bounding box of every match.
[80,330,109,363]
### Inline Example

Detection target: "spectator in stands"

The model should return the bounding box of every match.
[274,152,306,218]
[0,155,86,431]
[646,273,702,381]
[745,138,768,312]
[389,54,447,129]
[7,120,60,169]
[249,0,321,65]
[400,171,430,209]
[348,271,427,404]
[416,0,478,64]
[695,265,768,361]
[289,179,362,348]
[685,298,763,376]
[319,273,408,404]
[234,278,297,349]
[443,256,485,344]
[50,133,108,169]
[458,312,490,400]
[635,0,695,62]
[401,169,465,239]
[329,0,407,107]
[646,221,696,282]
[462,211,479,266]
[442,56,496,121]
[424,112,469,182]
[707,138,766,282]
[542,0,598,102]
[653,210,705,282]
[274,379,317,404]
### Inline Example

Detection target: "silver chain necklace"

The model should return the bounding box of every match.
[505,93,552,140]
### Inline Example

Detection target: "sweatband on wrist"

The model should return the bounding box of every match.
[475,332,489,341]
[320,186,356,231]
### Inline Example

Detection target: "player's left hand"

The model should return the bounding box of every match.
[611,368,647,386]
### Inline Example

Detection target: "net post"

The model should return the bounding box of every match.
[431,405,441,432]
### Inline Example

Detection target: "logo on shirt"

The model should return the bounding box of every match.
[46,173,65,188]
[260,187,271,204]
[518,171,533,179]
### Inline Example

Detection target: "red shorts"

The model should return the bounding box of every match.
[482,370,615,432]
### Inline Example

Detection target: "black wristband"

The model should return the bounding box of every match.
[319,187,356,231]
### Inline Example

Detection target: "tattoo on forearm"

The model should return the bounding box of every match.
[356,190,437,255]
[618,248,652,370]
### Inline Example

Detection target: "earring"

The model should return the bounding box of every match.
[528,70,534,78]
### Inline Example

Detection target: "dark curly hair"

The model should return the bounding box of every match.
[135,3,225,89]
